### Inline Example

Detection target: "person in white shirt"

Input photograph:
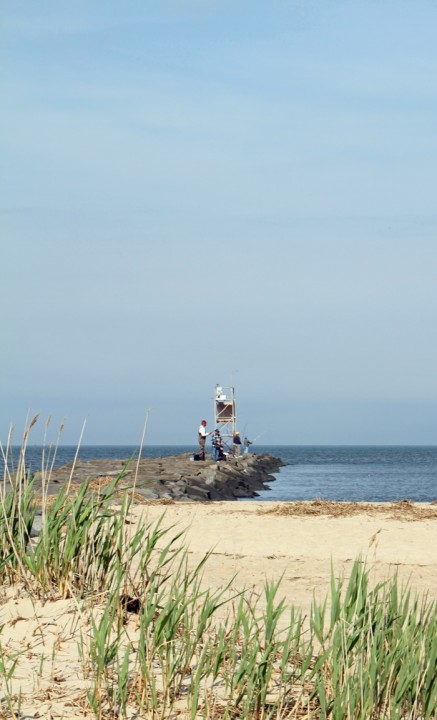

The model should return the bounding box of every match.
[198,420,211,460]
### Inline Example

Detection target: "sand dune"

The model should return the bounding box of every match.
[1,500,436,718]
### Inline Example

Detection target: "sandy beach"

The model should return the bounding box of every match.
[1,500,436,718]
[138,500,437,616]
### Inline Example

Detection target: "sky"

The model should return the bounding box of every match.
[2,0,437,446]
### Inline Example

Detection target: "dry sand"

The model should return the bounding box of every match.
[1,500,436,718]
[139,500,437,615]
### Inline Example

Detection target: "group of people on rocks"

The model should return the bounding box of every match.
[197,420,252,461]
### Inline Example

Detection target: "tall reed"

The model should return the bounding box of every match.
[1,421,436,719]
[311,560,437,718]
[0,418,38,586]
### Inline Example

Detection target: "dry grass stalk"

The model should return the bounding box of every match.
[260,499,437,521]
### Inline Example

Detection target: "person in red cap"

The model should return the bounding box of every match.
[198,420,211,460]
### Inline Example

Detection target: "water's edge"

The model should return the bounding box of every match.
[4,445,437,503]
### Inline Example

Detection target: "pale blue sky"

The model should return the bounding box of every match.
[2,1,437,445]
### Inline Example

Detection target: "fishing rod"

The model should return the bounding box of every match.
[251,432,265,443]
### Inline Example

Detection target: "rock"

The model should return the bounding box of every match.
[30,453,283,503]
[30,515,42,537]
[134,488,160,500]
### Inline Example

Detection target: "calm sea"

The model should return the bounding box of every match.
[3,445,437,503]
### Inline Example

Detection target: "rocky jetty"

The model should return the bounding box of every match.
[33,453,283,502]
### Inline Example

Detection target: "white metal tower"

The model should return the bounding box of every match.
[214,383,237,448]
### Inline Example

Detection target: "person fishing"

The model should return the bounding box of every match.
[211,429,224,462]
[232,430,242,457]
[243,436,253,453]
[198,420,211,460]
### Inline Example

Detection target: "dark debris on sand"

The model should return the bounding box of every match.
[260,498,437,521]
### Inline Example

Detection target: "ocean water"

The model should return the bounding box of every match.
[252,445,437,503]
[3,445,437,503]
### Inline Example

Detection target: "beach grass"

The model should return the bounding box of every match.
[0,421,436,718]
